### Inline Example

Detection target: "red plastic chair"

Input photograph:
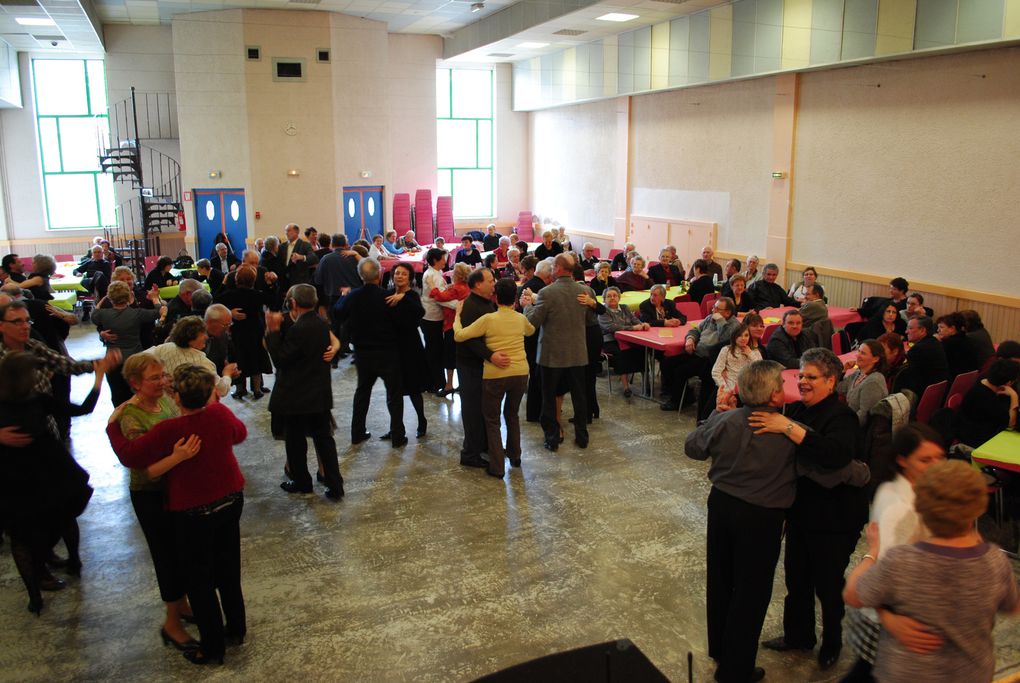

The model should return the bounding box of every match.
[915,381,948,424]
[831,332,844,355]
[700,294,719,318]
[144,255,159,273]
[435,196,455,244]
[392,193,411,235]
[673,294,692,303]
[19,256,33,271]
[591,247,601,258]
[607,248,623,262]
[414,189,433,241]
[515,212,534,241]
[674,302,702,322]
[761,323,780,345]
[945,370,979,407]
[946,393,963,412]
[54,253,74,262]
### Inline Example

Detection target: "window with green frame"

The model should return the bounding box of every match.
[436,67,494,219]
[32,59,116,231]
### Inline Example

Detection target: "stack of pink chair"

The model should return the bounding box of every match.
[392,193,411,235]
[413,189,433,242]
[515,211,534,241]
[436,196,455,244]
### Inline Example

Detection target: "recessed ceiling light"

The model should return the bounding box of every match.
[596,12,639,22]
[16,17,56,26]
[470,2,483,11]
[517,42,549,49]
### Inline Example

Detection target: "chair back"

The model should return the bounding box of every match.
[831,331,844,355]
[608,248,623,261]
[414,189,433,241]
[945,370,979,407]
[761,323,781,345]
[946,393,963,412]
[591,247,601,258]
[915,380,949,424]
[144,255,159,273]
[674,302,702,322]
[54,253,74,262]
[515,212,534,241]
[435,196,455,244]
[392,193,411,234]
[700,294,719,318]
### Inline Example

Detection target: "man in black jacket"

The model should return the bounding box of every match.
[334,259,406,447]
[518,256,552,422]
[266,284,344,500]
[194,259,225,296]
[765,310,819,369]
[747,263,797,309]
[893,315,949,397]
[73,245,112,298]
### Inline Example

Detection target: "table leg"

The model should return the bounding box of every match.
[634,347,658,402]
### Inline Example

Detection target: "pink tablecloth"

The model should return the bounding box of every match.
[757,306,863,329]
[379,252,426,273]
[615,324,694,357]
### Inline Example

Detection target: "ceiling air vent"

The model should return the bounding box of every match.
[553,29,587,36]
[247,46,260,60]
[487,52,514,57]
[273,58,306,82]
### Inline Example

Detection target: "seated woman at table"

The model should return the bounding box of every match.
[936,312,982,381]
[503,248,524,280]
[727,273,757,313]
[710,322,762,393]
[493,236,511,268]
[788,266,818,304]
[639,284,686,327]
[589,262,617,296]
[648,249,684,287]
[26,254,58,302]
[843,460,1020,683]
[837,339,889,425]
[953,359,1019,449]
[399,230,421,252]
[483,253,499,273]
[144,256,179,292]
[616,255,653,292]
[686,259,716,304]
[455,236,483,268]
[857,302,906,343]
[430,263,471,396]
[383,230,407,256]
[877,332,907,390]
[597,287,647,398]
[369,234,398,261]
[509,233,529,256]
[555,226,572,252]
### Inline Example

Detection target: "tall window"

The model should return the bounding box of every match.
[436,67,494,219]
[32,59,116,231]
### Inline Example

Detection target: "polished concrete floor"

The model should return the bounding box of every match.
[1,325,1019,682]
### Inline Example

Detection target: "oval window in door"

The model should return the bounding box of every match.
[230,200,240,222]
[205,200,215,221]
[367,197,376,216]
[347,198,356,218]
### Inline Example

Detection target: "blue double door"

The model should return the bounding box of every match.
[194,189,247,260]
[342,186,384,244]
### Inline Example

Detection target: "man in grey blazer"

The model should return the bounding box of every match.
[281,223,319,287]
[523,253,594,451]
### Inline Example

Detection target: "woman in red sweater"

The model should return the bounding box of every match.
[429,262,471,396]
[107,365,247,666]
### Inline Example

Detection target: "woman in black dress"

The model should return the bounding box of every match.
[0,351,105,614]
[214,265,271,398]
[385,263,428,438]
[144,256,179,292]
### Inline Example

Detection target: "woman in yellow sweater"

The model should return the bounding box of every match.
[454,278,536,478]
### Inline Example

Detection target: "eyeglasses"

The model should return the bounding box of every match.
[798,373,822,381]
[2,317,32,326]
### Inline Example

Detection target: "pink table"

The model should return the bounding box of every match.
[781,351,858,403]
[379,252,426,273]
[757,306,863,329]
[615,324,696,400]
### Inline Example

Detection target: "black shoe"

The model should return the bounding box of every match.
[713,667,765,683]
[818,645,841,670]
[161,627,199,651]
[46,551,68,568]
[510,458,521,468]
[65,559,82,577]
[39,576,66,592]
[251,391,265,400]
[416,421,427,438]
[183,648,223,666]
[486,470,504,479]
[379,432,392,440]
[231,391,246,400]
[224,633,245,647]
[460,455,488,468]
[280,480,313,494]
[352,432,372,444]
[324,487,344,500]
[543,440,559,452]
[27,597,43,616]
[391,436,408,448]
[316,472,326,484]
[761,636,814,652]
[575,436,589,449]
[660,401,679,411]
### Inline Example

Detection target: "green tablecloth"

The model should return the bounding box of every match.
[50,290,77,311]
[160,282,210,300]
[599,285,686,309]
[52,263,87,292]
[972,430,1020,473]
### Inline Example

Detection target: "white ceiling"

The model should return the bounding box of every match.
[0,0,724,61]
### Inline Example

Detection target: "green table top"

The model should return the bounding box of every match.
[159,282,210,300]
[972,430,1020,473]
[50,290,77,311]
[599,285,686,309]
[52,264,87,292]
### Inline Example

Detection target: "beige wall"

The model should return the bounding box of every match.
[495,63,528,224]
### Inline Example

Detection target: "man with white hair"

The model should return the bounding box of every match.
[611,243,635,271]
[701,245,724,281]
[203,303,234,377]
[73,245,112,298]
[520,257,554,422]
[579,243,600,273]
[743,255,762,285]
[156,278,204,343]
[211,241,239,274]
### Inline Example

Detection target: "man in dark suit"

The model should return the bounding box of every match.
[281,223,319,288]
[73,245,112,298]
[266,284,344,500]
[579,243,601,273]
[194,259,225,296]
[211,241,240,275]
[638,285,686,327]
[747,263,798,309]
[518,256,552,422]
[222,250,277,295]
[524,253,594,450]
[766,310,820,370]
[334,259,406,447]
[260,237,287,310]
[719,259,742,298]
[315,234,361,360]
[894,315,949,397]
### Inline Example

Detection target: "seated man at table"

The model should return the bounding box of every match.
[482,223,502,251]
[398,230,421,252]
[747,263,797,309]
[639,284,686,327]
[649,248,685,286]
[579,243,600,273]
[719,259,742,298]
[73,245,112,299]
[533,230,564,261]
[455,235,483,267]
[700,245,724,282]
[661,296,739,416]
[798,284,828,328]
[211,241,240,274]
[99,239,123,267]
[687,259,717,304]
[766,309,819,369]
[893,315,949,397]
[610,243,635,272]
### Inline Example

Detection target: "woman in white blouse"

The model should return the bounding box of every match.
[837,339,889,425]
[711,322,762,393]
[788,266,818,304]
[151,316,238,398]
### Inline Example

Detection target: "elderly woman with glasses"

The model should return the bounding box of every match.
[751,348,868,672]
[597,286,648,398]
[615,255,653,293]
[151,316,238,398]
